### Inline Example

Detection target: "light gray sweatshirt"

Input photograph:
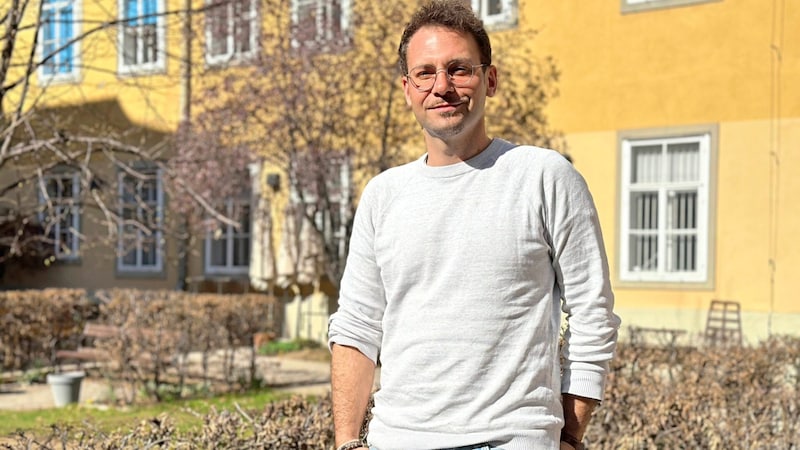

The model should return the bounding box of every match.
[329,139,620,450]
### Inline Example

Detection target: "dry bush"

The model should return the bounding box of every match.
[0,289,93,371]
[588,336,800,449]
[94,289,278,402]
[2,330,798,449]
[1,288,277,402]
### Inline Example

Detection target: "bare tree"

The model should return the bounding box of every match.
[192,0,564,291]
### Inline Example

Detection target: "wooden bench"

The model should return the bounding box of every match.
[55,323,119,369]
[56,322,179,371]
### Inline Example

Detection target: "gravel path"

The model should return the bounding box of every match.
[0,355,332,411]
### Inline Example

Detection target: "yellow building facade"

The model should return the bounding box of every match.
[2,0,797,343]
[524,0,799,342]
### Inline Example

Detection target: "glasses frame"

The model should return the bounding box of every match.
[405,62,489,92]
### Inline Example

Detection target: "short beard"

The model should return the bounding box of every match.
[424,111,465,139]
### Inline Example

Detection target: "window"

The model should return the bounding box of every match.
[291,0,351,47]
[290,152,351,260]
[117,168,163,273]
[39,0,80,81]
[119,0,165,73]
[205,198,251,275]
[206,0,257,65]
[620,132,713,283]
[622,0,722,14]
[38,171,81,260]
[471,0,517,29]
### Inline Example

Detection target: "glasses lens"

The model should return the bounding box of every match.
[409,66,436,91]
[447,63,474,86]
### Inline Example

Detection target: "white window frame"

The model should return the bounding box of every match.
[205,0,258,65]
[38,0,81,83]
[37,171,81,260]
[204,197,252,275]
[622,0,722,14]
[117,168,164,273]
[117,0,166,74]
[290,0,351,48]
[471,0,517,29]
[619,133,711,283]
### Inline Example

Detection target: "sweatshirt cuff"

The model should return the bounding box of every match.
[561,366,607,401]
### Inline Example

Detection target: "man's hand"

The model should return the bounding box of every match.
[561,392,597,450]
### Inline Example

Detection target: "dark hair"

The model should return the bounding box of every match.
[397,0,492,75]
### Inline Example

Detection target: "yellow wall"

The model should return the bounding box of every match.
[522,0,800,339]
[526,0,800,131]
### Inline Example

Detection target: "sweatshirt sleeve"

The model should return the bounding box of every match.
[544,155,621,401]
[327,181,385,364]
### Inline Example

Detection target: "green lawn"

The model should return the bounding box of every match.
[0,389,288,438]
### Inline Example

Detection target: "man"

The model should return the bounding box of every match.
[328,1,620,449]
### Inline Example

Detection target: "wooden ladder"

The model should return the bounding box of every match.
[704,300,743,346]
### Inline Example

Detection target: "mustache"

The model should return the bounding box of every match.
[427,96,469,108]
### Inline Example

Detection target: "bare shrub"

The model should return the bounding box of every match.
[2,331,798,449]
[95,289,278,402]
[0,289,92,371]
[589,336,800,449]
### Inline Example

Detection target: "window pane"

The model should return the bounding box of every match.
[234,0,252,53]
[667,233,696,272]
[125,0,139,23]
[122,237,138,265]
[668,190,697,230]
[629,232,658,271]
[667,142,700,182]
[142,0,157,24]
[59,5,73,73]
[665,190,697,272]
[140,178,157,202]
[233,237,249,266]
[326,0,342,39]
[210,238,227,266]
[628,191,659,272]
[143,24,158,63]
[631,144,661,183]
[238,204,251,233]
[208,2,230,56]
[46,177,60,198]
[296,0,318,42]
[59,228,73,255]
[141,239,157,266]
[629,191,658,230]
[487,0,503,15]
[123,27,138,65]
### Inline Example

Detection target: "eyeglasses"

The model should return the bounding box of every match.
[406,62,488,92]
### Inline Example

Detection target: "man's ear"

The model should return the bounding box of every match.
[401,76,413,107]
[486,65,498,97]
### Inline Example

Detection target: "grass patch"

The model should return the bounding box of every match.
[0,389,287,437]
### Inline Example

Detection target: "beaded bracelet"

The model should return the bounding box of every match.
[336,438,367,450]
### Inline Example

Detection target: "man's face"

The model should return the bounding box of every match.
[402,26,497,142]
